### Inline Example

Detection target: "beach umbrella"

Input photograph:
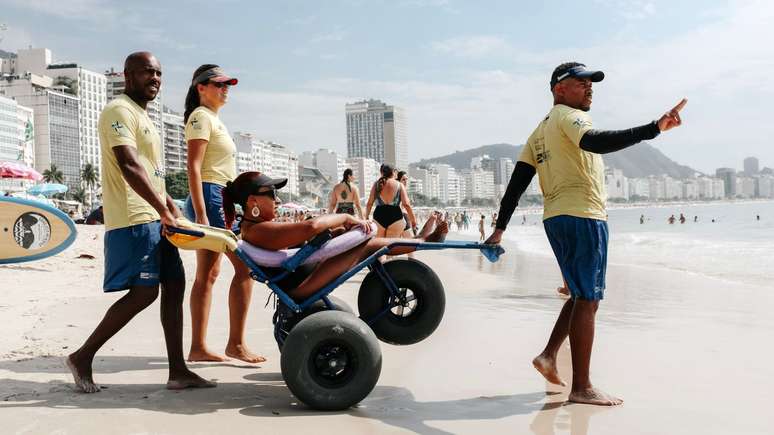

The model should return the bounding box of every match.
[28,183,68,197]
[0,161,43,181]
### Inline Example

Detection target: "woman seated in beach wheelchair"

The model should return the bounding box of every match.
[166,171,504,411]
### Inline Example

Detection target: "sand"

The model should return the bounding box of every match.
[1,225,772,434]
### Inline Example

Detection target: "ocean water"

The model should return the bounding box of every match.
[463,201,774,288]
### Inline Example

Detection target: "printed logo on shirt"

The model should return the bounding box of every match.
[191,117,201,130]
[111,121,128,136]
[536,150,552,164]
[572,118,591,128]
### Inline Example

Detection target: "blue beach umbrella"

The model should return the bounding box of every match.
[27,183,68,197]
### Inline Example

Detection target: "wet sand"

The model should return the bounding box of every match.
[1,225,772,434]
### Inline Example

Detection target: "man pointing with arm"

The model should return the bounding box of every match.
[486,62,686,406]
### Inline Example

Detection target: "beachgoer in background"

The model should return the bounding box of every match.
[486,61,686,406]
[328,168,364,219]
[757,215,760,221]
[679,213,686,224]
[183,64,265,364]
[397,171,417,236]
[491,212,498,228]
[668,214,676,224]
[640,214,645,225]
[67,52,213,393]
[479,215,486,241]
[694,215,698,223]
[463,211,471,230]
[366,164,417,238]
[523,215,528,225]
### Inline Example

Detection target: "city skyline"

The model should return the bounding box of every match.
[1,1,772,173]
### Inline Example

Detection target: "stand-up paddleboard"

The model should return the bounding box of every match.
[0,196,77,264]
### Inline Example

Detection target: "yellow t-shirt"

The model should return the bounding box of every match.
[184,106,237,186]
[99,94,166,231]
[519,104,607,221]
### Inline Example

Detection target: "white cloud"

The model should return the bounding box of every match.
[310,29,347,44]
[431,35,512,59]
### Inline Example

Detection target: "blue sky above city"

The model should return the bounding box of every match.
[2,0,773,173]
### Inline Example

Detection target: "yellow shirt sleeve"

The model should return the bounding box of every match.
[101,106,139,149]
[185,110,212,142]
[518,141,536,166]
[559,110,593,147]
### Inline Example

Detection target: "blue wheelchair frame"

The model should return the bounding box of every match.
[168,226,503,323]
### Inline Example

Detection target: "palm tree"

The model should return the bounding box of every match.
[71,187,86,204]
[81,163,98,209]
[42,164,64,184]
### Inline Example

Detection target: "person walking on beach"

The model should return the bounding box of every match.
[640,214,645,225]
[182,64,266,364]
[679,213,686,224]
[366,164,417,238]
[668,214,676,224]
[66,52,214,393]
[478,214,486,241]
[486,61,686,406]
[328,168,364,218]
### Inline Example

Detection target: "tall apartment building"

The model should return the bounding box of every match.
[161,107,187,172]
[345,99,407,170]
[266,141,299,197]
[231,132,299,197]
[409,166,440,200]
[46,62,106,172]
[0,94,34,164]
[494,157,515,186]
[2,49,104,174]
[428,163,462,206]
[1,74,81,191]
[743,157,759,175]
[605,168,628,200]
[715,168,737,197]
[345,156,380,197]
[460,168,495,200]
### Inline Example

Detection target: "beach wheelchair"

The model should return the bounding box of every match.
[167,219,503,410]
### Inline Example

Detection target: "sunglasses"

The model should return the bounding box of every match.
[209,81,230,88]
[252,188,278,200]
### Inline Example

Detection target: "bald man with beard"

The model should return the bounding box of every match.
[66,52,215,393]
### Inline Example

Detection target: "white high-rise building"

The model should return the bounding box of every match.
[605,168,628,200]
[1,79,81,192]
[345,157,380,198]
[409,166,439,200]
[161,107,187,172]
[266,142,299,197]
[429,163,462,206]
[628,178,650,199]
[46,62,106,172]
[460,168,495,200]
[0,95,34,164]
[345,99,407,170]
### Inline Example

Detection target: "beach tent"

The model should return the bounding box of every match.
[28,183,68,197]
[0,161,43,181]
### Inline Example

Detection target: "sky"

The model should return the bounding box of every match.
[2,0,773,173]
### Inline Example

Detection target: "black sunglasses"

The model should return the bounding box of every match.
[252,188,277,200]
[209,81,230,88]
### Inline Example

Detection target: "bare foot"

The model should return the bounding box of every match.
[187,348,229,362]
[568,387,623,406]
[415,215,438,239]
[425,220,449,243]
[225,344,267,364]
[557,286,570,296]
[532,354,567,387]
[65,354,100,393]
[167,370,217,390]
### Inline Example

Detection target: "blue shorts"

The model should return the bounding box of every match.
[543,215,608,301]
[184,182,226,229]
[103,221,185,292]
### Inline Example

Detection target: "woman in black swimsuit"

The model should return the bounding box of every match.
[328,168,363,218]
[366,164,417,237]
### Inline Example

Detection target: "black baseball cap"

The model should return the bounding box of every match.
[550,63,604,89]
[249,173,287,191]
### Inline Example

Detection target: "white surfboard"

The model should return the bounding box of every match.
[0,196,77,264]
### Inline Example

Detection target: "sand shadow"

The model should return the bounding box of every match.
[239,385,550,435]
[0,355,264,375]
[529,398,616,435]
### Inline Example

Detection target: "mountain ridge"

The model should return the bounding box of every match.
[414,143,700,179]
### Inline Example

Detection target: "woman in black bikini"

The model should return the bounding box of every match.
[366,164,417,238]
[327,168,364,218]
